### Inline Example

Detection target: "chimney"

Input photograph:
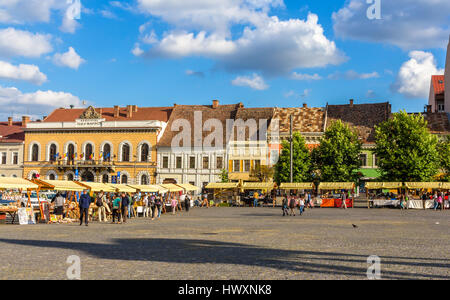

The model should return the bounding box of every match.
[238,102,244,108]
[133,105,138,113]
[22,116,30,127]
[302,103,307,108]
[349,99,354,107]
[99,108,103,115]
[427,105,432,113]
[126,105,133,118]
[114,106,120,118]
[8,117,13,126]
[212,99,219,109]
[174,103,177,108]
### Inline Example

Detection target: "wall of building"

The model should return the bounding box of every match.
[0,143,23,178]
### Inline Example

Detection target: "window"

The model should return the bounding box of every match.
[102,174,109,183]
[438,104,445,112]
[141,144,150,162]
[373,154,379,167]
[162,156,169,168]
[85,144,93,160]
[244,160,251,172]
[68,144,75,161]
[49,173,56,180]
[121,175,128,184]
[359,154,367,167]
[141,174,149,185]
[122,143,131,162]
[254,160,261,169]
[176,156,182,169]
[216,157,223,169]
[49,144,57,162]
[67,173,74,181]
[103,144,111,161]
[12,152,18,165]
[233,160,240,172]
[189,181,195,186]
[1,152,6,164]
[189,156,196,169]
[31,144,39,162]
[202,157,209,169]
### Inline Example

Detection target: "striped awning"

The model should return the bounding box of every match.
[159,184,183,192]
[318,182,355,190]
[36,179,85,191]
[242,182,275,190]
[279,183,315,190]
[206,182,239,189]
[365,182,404,190]
[127,185,160,193]
[176,183,200,192]
[0,177,39,190]
[76,182,116,192]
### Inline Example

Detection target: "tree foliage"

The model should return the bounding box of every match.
[251,165,274,182]
[374,111,439,182]
[437,135,450,181]
[274,132,313,184]
[312,120,362,182]
[220,169,229,183]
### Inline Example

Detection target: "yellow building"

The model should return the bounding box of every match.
[23,105,172,184]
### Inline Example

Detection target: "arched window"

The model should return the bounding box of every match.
[121,174,128,184]
[68,144,75,162]
[103,144,111,161]
[85,144,93,160]
[49,173,56,180]
[31,144,39,162]
[67,173,74,181]
[141,144,150,162]
[122,143,130,162]
[141,174,149,185]
[49,144,57,162]
[81,171,95,182]
[102,174,109,183]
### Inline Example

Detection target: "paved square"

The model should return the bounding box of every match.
[0,207,449,280]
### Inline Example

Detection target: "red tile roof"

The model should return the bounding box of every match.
[432,75,445,95]
[41,106,173,123]
[0,122,24,143]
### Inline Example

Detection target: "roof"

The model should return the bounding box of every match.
[158,103,241,147]
[0,121,24,143]
[431,75,445,95]
[233,107,274,141]
[326,102,391,143]
[423,113,450,133]
[272,107,326,133]
[0,177,38,190]
[206,182,239,189]
[365,182,404,190]
[318,182,355,190]
[41,106,173,123]
[279,182,315,190]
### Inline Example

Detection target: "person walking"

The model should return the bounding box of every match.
[299,196,305,216]
[121,192,129,223]
[437,192,443,211]
[171,196,178,215]
[111,193,122,224]
[433,192,439,210]
[79,190,91,226]
[143,193,149,218]
[289,196,296,216]
[282,196,288,216]
[154,195,162,220]
[96,190,107,222]
[341,191,348,209]
[253,191,259,208]
[52,192,65,222]
[185,194,191,212]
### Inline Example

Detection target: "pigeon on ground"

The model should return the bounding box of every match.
[352,224,358,228]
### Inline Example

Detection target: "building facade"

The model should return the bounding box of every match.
[0,117,25,178]
[23,105,172,184]
[429,35,449,114]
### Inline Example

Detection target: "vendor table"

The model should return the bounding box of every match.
[0,208,18,224]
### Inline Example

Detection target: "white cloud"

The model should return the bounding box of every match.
[332,0,450,50]
[186,70,205,78]
[0,61,47,85]
[291,72,322,81]
[0,28,53,58]
[0,85,85,118]
[53,47,85,70]
[328,70,379,80]
[0,0,82,34]
[393,51,444,99]
[143,13,346,75]
[132,43,144,57]
[231,73,269,90]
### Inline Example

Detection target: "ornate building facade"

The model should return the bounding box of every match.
[23,105,172,184]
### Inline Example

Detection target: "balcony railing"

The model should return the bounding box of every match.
[25,159,157,168]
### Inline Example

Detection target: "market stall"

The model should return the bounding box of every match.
[405,182,445,209]
[159,184,184,211]
[205,182,239,205]
[365,182,404,209]
[0,177,40,224]
[76,181,116,193]
[278,183,315,207]
[108,184,137,193]
[241,182,275,207]
[318,182,355,208]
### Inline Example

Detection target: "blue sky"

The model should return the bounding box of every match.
[0,0,449,120]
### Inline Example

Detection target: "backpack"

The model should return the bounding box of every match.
[96,196,103,207]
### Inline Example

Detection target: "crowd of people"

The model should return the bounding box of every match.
[281,192,314,216]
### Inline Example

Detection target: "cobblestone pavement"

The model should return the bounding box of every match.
[0,207,449,280]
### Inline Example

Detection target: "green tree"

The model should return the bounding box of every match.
[274,132,312,184]
[250,165,274,182]
[313,120,362,182]
[374,111,439,182]
[220,169,229,183]
[437,135,450,181]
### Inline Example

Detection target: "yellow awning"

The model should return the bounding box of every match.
[318,182,355,190]
[279,183,315,190]
[0,177,38,190]
[365,182,404,190]
[228,173,251,181]
[206,182,239,189]
[127,185,160,193]
[76,182,116,192]
[176,183,200,192]
[36,179,86,191]
[159,184,184,192]
[405,182,445,189]
[242,182,275,190]
[108,184,137,193]
[441,182,450,190]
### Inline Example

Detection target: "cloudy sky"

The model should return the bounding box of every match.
[0,0,449,119]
